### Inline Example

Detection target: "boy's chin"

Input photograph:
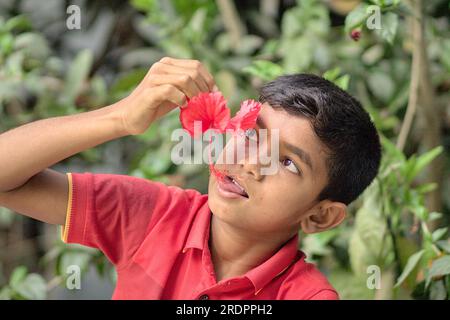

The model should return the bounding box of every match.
[207,186,248,221]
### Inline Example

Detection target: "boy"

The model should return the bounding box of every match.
[0,57,381,299]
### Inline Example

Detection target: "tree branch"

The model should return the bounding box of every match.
[396,0,422,151]
[397,0,443,229]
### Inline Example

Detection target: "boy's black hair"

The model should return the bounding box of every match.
[258,73,381,205]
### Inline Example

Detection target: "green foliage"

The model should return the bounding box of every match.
[0,0,449,300]
[323,67,350,90]
[279,0,330,73]
[243,60,284,82]
[61,50,93,107]
[349,180,395,275]
[0,267,47,300]
[345,0,401,44]
[374,12,399,44]
[352,137,448,298]
[328,268,376,300]
[395,250,424,287]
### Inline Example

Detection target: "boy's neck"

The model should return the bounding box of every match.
[209,214,297,282]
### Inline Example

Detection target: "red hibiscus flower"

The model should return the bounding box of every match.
[179,92,230,138]
[180,93,262,136]
[179,92,262,180]
[227,99,262,132]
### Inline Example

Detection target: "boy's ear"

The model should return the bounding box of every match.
[300,200,347,234]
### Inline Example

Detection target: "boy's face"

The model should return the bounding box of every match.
[208,103,346,237]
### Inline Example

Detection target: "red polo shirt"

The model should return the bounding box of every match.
[61,172,338,300]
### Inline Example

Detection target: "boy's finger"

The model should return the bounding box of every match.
[150,84,187,107]
[153,63,210,93]
[159,57,215,91]
[147,74,201,99]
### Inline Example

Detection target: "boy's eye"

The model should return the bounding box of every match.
[244,128,258,141]
[281,158,300,174]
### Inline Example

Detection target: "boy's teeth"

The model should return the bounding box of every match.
[224,175,248,197]
[231,179,246,194]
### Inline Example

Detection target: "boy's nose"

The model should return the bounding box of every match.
[239,160,263,181]
[237,145,265,181]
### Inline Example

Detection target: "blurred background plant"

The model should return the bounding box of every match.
[0,0,449,299]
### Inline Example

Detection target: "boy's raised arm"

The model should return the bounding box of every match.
[0,57,215,225]
[0,104,127,194]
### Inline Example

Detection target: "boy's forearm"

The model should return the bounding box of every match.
[0,102,127,192]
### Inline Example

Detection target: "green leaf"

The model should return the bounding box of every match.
[374,12,398,44]
[416,183,437,195]
[130,0,156,11]
[5,15,32,32]
[327,268,375,300]
[395,250,425,287]
[58,251,92,275]
[134,122,160,143]
[13,32,50,61]
[242,60,284,81]
[436,240,450,254]
[89,76,107,107]
[215,70,237,100]
[281,9,303,38]
[323,67,342,81]
[0,287,13,300]
[281,36,312,73]
[62,50,94,105]
[110,68,147,100]
[447,275,450,298]
[334,75,350,91]
[432,228,448,242]
[367,71,395,103]
[409,205,428,222]
[185,8,208,43]
[301,228,340,257]
[370,0,401,7]
[323,68,350,90]
[0,206,15,227]
[402,154,417,182]
[139,145,173,177]
[396,236,421,288]
[380,135,405,162]
[407,146,443,183]
[441,40,450,73]
[9,266,28,288]
[428,211,443,222]
[345,4,370,33]
[349,182,395,275]
[14,274,47,300]
[235,35,264,55]
[427,256,450,287]
[429,279,447,300]
[0,33,14,55]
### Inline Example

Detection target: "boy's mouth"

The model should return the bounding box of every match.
[216,175,249,199]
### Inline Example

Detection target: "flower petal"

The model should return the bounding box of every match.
[227,99,262,132]
[179,93,261,182]
[180,92,230,137]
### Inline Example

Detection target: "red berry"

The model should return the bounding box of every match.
[350,29,361,41]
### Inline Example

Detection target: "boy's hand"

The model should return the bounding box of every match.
[116,57,216,135]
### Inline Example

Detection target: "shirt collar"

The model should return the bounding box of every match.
[245,234,301,294]
[183,204,301,294]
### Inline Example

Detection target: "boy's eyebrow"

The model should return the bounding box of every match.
[256,115,314,172]
[284,142,314,172]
